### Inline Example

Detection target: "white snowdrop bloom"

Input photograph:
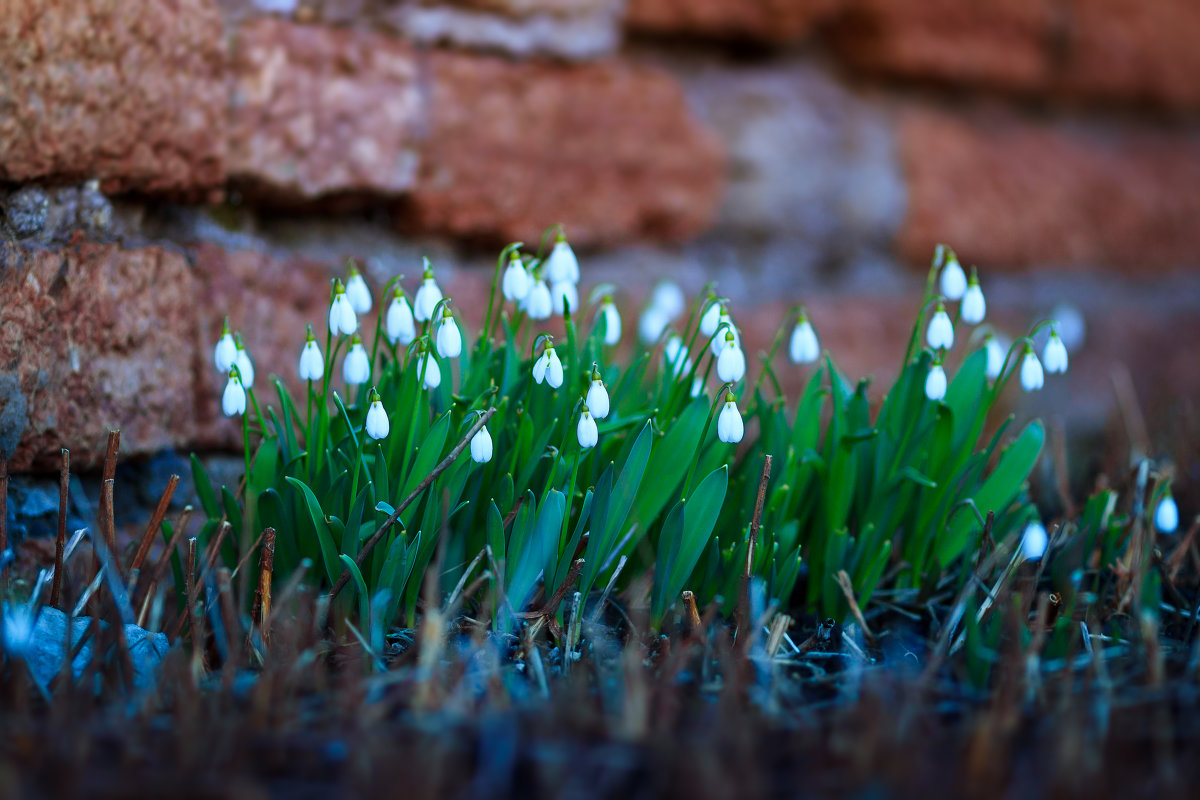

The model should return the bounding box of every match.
[577,407,599,449]
[1155,495,1179,534]
[984,335,1004,381]
[533,346,564,388]
[1050,303,1086,351]
[343,337,370,385]
[690,377,704,398]
[699,298,723,339]
[1021,521,1049,561]
[586,374,610,419]
[413,268,443,323]
[716,332,746,383]
[717,396,744,444]
[222,370,247,417]
[435,308,462,358]
[940,255,967,301]
[213,321,237,372]
[328,282,358,336]
[345,268,372,314]
[599,298,621,345]
[524,279,553,320]
[298,332,324,382]
[419,351,441,390]
[385,291,416,346]
[502,256,530,302]
[1,603,36,659]
[960,271,986,325]
[545,238,580,285]
[364,391,389,441]
[710,313,739,357]
[789,316,820,365]
[1043,329,1069,374]
[551,281,578,316]
[650,282,685,320]
[664,336,692,379]
[234,341,255,389]
[470,424,493,463]
[926,303,955,350]
[638,307,670,344]
[1019,346,1044,392]
[924,362,947,401]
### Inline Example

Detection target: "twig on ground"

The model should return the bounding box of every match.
[51,448,69,608]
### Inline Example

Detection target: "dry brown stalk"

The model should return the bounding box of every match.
[50,448,69,608]
[129,473,178,575]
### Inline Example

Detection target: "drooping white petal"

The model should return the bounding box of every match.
[650,282,685,320]
[345,273,372,314]
[1020,522,1048,561]
[716,339,746,383]
[699,301,722,338]
[533,351,549,384]
[717,398,744,444]
[1043,332,1069,374]
[386,295,416,345]
[545,348,564,388]
[926,308,955,350]
[214,332,237,373]
[436,315,462,358]
[470,425,493,463]
[524,280,553,320]
[550,281,578,316]
[638,308,669,344]
[664,336,692,379]
[222,375,247,417]
[940,257,967,301]
[365,400,390,440]
[1020,349,1044,391]
[577,410,598,449]
[235,347,255,389]
[414,277,443,322]
[924,364,947,401]
[1155,496,1179,534]
[984,336,1004,380]
[329,293,358,336]
[961,283,986,324]
[586,379,610,419]
[600,302,621,345]
[710,314,738,357]
[545,240,580,285]
[419,353,441,389]
[298,340,325,381]
[789,320,819,364]
[502,260,530,302]
[343,342,370,385]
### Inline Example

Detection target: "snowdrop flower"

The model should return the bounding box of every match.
[418,350,441,390]
[551,281,578,316]
[298,328,324,381]
[1021,521,1049,561]
[639,307,670,344]
[716,331,746,384]
[664,336,692,379]
[533,345,564,388]
[328,280,358,336]
[413,265,443,323]
[524,278,553,320]
[1155,494,1179,534]
[213,319,236,372]
[926,303,955,350]
[1043,328,1069,374]
[470,423,493,463]
[1,603,36,659]
[710,312,739,357]
[586,370,610,419]
[502,255,530,302]
[1019,345,1044,391]
[598,297,621,345]
[960,270,986,325]
[924,361,947,401]
[651,282,685,321]
[345,265,372,314]
[789,312,820,365]
[364,389,389,440]
[717,395,744,444]
[577,406,599,449]
[234,338,255,389]
[984,334,1004,381]
[940,255,967,301]
[545,237,580,285]
[435,307,462,358]
[699,297,723,339]
[385,290,416,346]
[222,369,247,417]
[690,377,704,398]
[343,336,370,385]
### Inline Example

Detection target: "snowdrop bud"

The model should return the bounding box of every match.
[419,351,441,390]
[345,265,372,314]
[298,329,324,381]
[470,424,493,463]
[926,303,955,350]
[1155,494,1179,534]
[1019,345,1044,392]
[328,281,358,336]
[386,290,416,346]
[639,307,669,344]
[577,406,599,449]
[599,298,621,345]
[502,255,530,302]
[586,372,610,419]
[940,255,967,301]
[413,266,443,322]
[343,336,370,385]
[1043,329,1069,374]
[213,319,236,372]
[545,237,580,285]
[222,370,247,417]
[717,396,744,444]
[960,269,986,325]
[984,335,1004,381]
[716,332,746,383]
[551,281,578,316]
[665,336,692,379]
[435,307,462,358]
[234,338,255,389]
[364,389,389,440]
[924,362,947,401]
[1021,521,1048,561]
[524,279,553,320]
[789,313,820,365]
[699,297,722,339]
[651,282,686,320]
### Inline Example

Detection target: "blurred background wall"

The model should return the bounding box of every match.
[1,0,1197,498]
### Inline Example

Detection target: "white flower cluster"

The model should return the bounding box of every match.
[212,317,254,417]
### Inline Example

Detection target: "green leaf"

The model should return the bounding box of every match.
[652,465,728,624]
[581,421,653,597]
[189,453,221,520]
[285,477,341,585]
[338,554,371,624]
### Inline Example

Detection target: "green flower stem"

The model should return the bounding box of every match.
[484,242,522,346]
[747,315,790,412]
